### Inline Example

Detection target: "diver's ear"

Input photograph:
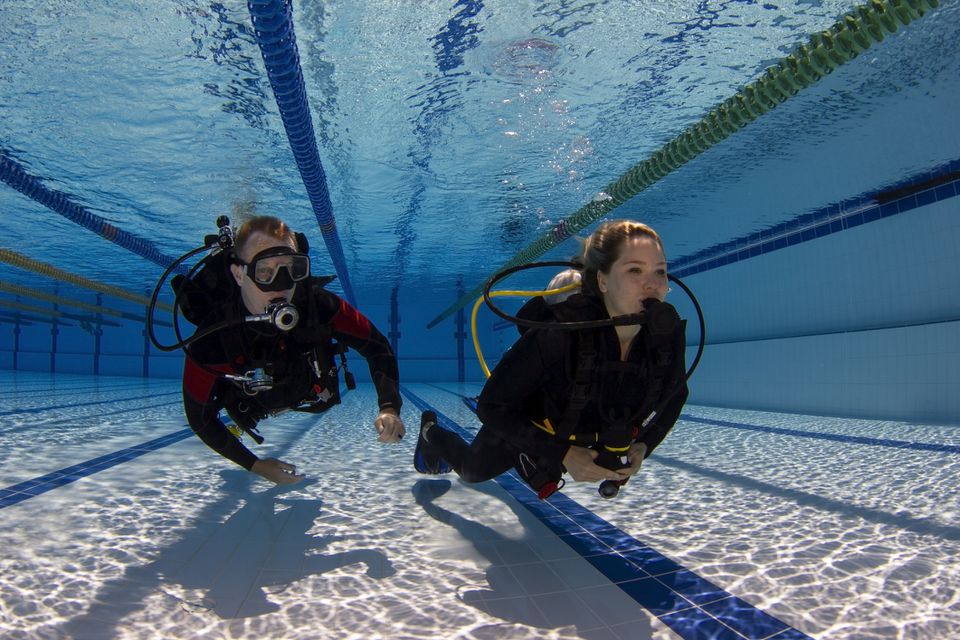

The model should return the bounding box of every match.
[596,271,607,294]
[230,262,245,288]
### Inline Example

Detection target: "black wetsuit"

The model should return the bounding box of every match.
[427,293,688,483]
[182,278,401,470]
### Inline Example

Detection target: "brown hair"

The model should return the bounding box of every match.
[234,216,296,260]
[580,220,664,298]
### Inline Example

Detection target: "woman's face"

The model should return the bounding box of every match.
[597,235,668,317]
[230,231,299,313]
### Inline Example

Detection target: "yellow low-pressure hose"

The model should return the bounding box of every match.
[471,283,580,377]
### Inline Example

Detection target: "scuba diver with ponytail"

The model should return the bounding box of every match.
[414,220,692,500]
[153,215,404,485]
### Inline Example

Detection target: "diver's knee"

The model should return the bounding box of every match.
[458,466,495,484]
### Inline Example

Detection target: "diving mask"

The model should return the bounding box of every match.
[238,246,310,292]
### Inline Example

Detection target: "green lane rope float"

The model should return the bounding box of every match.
[427,0,940,328]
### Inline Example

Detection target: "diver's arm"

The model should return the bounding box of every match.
[182,356,258,470]
[639,382,687,457]
[318,290,402,413]
[183,384,303,484]
[638,327,689,457]
[476,329,571,464]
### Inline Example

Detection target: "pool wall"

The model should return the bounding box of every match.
[674,171,960,423]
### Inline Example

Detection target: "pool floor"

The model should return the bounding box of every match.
[1,372,958,639]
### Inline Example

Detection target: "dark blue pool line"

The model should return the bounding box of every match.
[0,379,149,396]
[683,414,960,454]
[672,162,960,277]
[0,428,193,510]
[0,390,181,418]
[399,386,811,640]
[3,399,183,436]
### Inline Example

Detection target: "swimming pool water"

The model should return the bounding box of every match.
[2,1,959,638]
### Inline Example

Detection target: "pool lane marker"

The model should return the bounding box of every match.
[683,414,960,454]
[0,428,193,509]
[0,390,181,418]
[400,386,812,640]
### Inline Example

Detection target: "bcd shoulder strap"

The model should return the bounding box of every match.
[553,329,597,443]
[552,299,685,445]
[289,280,344,415]
[541,294,604,443]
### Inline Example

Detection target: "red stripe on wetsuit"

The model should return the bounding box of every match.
[332,298,372,340]
[183,356,234,403]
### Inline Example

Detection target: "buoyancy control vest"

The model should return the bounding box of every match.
[173,251,347,441]
[512,293,686,497]
[517,293,684,440]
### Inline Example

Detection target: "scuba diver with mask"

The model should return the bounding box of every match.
[152,215,404,485]
[414,220,694,500]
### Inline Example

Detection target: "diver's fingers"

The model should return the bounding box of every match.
[253,458,305,485]
[274,470,305,485]
[375,413,405,442]
[378,423,403,442]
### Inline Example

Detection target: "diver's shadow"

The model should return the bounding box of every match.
[61,470,394,637]
[163,472,395,619]
[413,478,655,639]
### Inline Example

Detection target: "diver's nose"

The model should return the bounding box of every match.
[642,276,667,300]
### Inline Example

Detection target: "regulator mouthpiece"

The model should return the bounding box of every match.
[246,300,300,332]
[641,297,680,335]
[269,302,300,332]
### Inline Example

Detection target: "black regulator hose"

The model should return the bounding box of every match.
[664,269,705,380]
[146,243,214,352]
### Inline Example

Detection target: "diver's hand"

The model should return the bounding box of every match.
[562,446,625,483]
[251,458,305,485]
[374,410,405,443]
[616,442,648,478]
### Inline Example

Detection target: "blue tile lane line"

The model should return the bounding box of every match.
[0,390,182,417]
[682,414,960,454]
[0,428,194,510]
[671,164,959,278]
[400,385,813,640]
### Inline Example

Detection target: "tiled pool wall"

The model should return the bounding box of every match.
[679,163,960,422]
